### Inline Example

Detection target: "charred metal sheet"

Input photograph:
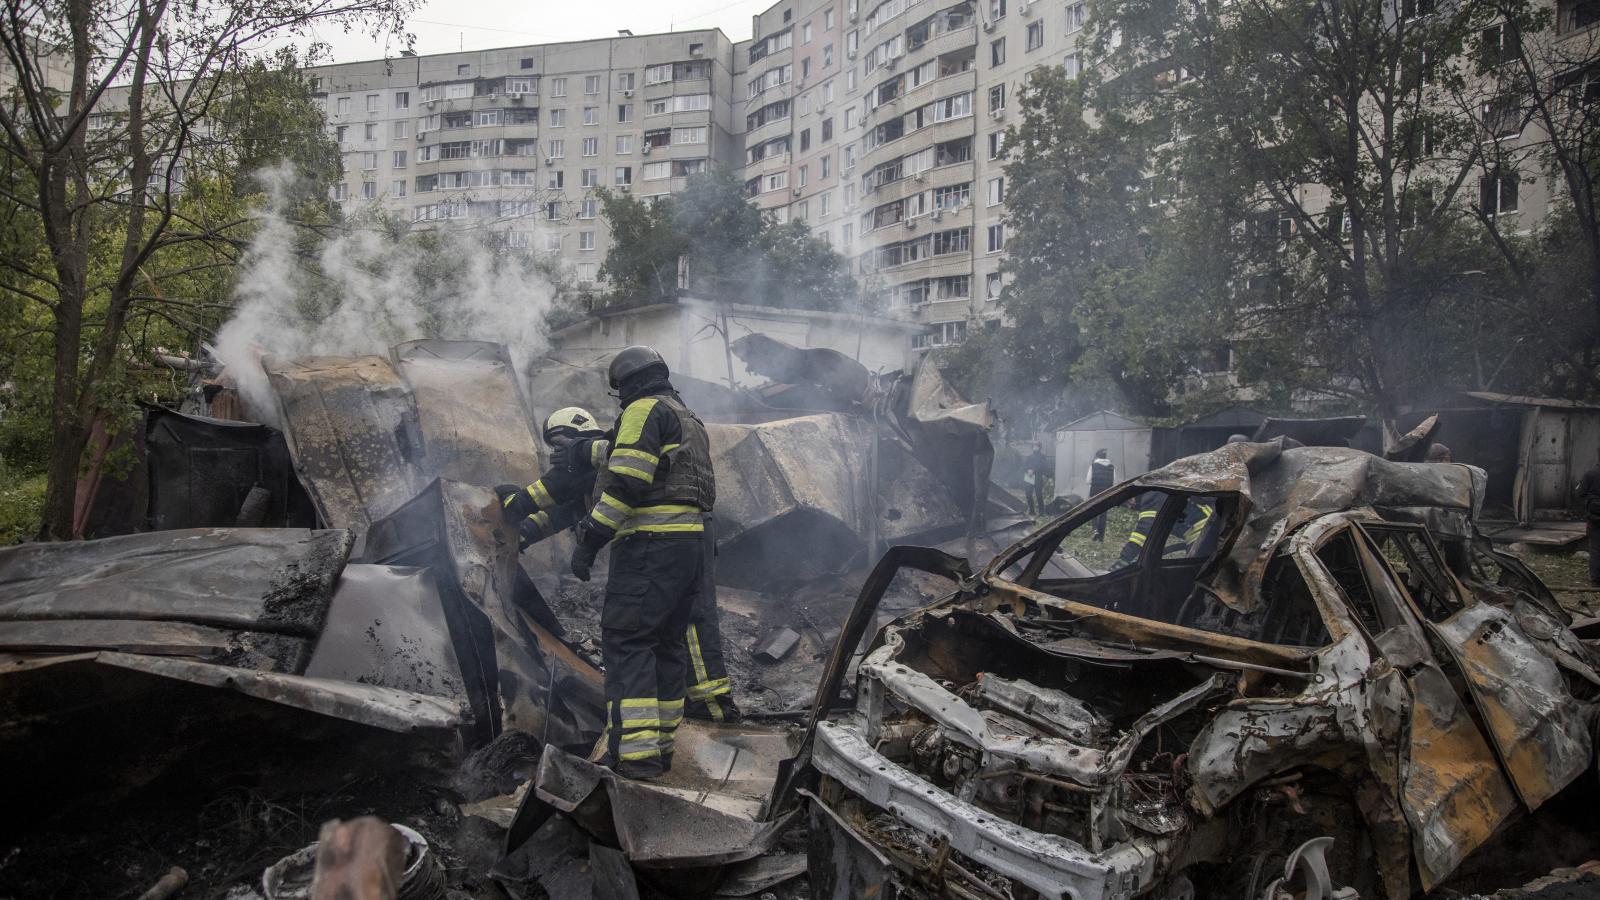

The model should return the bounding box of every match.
[144,406,315,530]
[263,355,428,544]
[362,478,604,747]
[730,333,870,408]
[304,564,469,706]
[529,720,801,868]
[806,792,903,900]
[0,528,352,673]
[391,339,545,491]
[708,415,965,586]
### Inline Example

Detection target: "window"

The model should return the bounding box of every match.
[821,154,832,178]
[336,125,349,143]
[619,72,636,90]
[649,99,669,116]
[336,96,350,115]
[364,123,376,140]
[393,150,407,168]
[804,21,814,42]
[1027,21,1044,50]
[988,131,1004,159]
[616,134,634,154]
[644,128,672,149]
[1560,0,1600,31]
[914,320,968,348]
[645,64,673,85]
[507,76,537,94]
[457,64,471,76]
[825,44,834,67]
[332,183,347,201]
[764,170,789,192]
[392,121,409,139]
[391,179,406,197]
[990,0,1006,20]
[987,176,1005,205]
[845,144,857,169]
[991,38,1005,66]
[934,182,969,208]
[545,202,561,221]
[800,165,810,187]
[843,223,853,246]
[584,74,601,94]
[361,181,376,200]
[580,231,595,250]
[1066,1,1086,31]
[1480,169,1519,215]
[986,271,1002,298]
[987,223,1005,252]
[548,139,565,158]
[580,198,598,219]
[366,94,379,112]
[1557,63,1600,104]
[1482,93,1523,138]
[1063,52,1083,77]
[845,106,858,129]
[394,91,409,108]
[582,137,599,156]
[545,233,562,251]
[797,200,810,221]
[644,161,672,180]
[803,58,812,79]
[989,83,1006,111]
[583,107,599,125]
[360,151,375,170]
[932,227,970,254]
[550,108,566,127]
[821,191,832,215]
[521,57,534,69]
[445,83,472,99]
[550,78,567,97]
[615,166,633,184]
[477,109,501,126]
[618,104,633,123]
[581,168,598,187]
[801,128,812,151]
[548,170,565,189]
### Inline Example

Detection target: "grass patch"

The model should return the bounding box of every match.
[0,472,46,545]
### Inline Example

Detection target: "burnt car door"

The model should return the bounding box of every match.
[1358,522,1594,812]
[1301,521,1520,891]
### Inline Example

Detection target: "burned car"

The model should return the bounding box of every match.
[804,441,1600,900]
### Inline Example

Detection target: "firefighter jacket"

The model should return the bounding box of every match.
[501,439,611,545]
[582,392,715,542]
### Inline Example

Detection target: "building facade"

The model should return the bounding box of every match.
[310,31,740,289]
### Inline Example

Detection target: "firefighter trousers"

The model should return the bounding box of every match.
[685,517,740,722]
[600,534,701,778]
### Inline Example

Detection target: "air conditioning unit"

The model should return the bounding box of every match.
[983,21,996,32]
[417,133,426,141]
[884,58,897,71]
[642,143,652,154]
[914,171,926,182]
[849,9,859,21]
[1022,2,1033,14]
[847,49,857,59]
[620,184,632,191]
[545,157,556,165]
[932,209,944,221]
[624,89,635,97]
[991,107,1005,120]
[793,187,802,197]
[509,93,524,101]
[905,218,917,229]
[425,100,437,108]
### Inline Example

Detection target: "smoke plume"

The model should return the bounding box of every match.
[215,163,560,423]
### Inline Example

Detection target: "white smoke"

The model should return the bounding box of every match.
[215,163,560,423]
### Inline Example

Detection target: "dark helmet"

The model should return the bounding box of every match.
[608,345,668,390]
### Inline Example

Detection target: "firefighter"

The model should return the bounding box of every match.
[496,403,741,726]
[569,345,726,778]
[496,407,611,548]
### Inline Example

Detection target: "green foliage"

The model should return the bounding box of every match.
[598,167,857,310]
[0,471,46,545]
[980,0,1600,433]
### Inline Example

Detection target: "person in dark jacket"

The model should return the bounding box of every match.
[568,346,730,778]
[1024,444,1049,516]
[1086,450,1115,541]
[1576,458,1600,585]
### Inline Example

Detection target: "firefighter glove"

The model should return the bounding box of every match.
[570,541,598,582]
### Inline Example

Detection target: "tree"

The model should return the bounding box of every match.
[597,166,857,310]
[0,0,414,539]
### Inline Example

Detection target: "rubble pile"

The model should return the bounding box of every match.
[4,337,1599,900]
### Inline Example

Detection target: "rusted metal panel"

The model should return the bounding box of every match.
[391,339,545,490]
[264,355,428,544]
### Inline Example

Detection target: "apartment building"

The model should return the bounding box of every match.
[311,31,740,288]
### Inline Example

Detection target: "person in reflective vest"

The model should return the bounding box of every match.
[567,346,733,778]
